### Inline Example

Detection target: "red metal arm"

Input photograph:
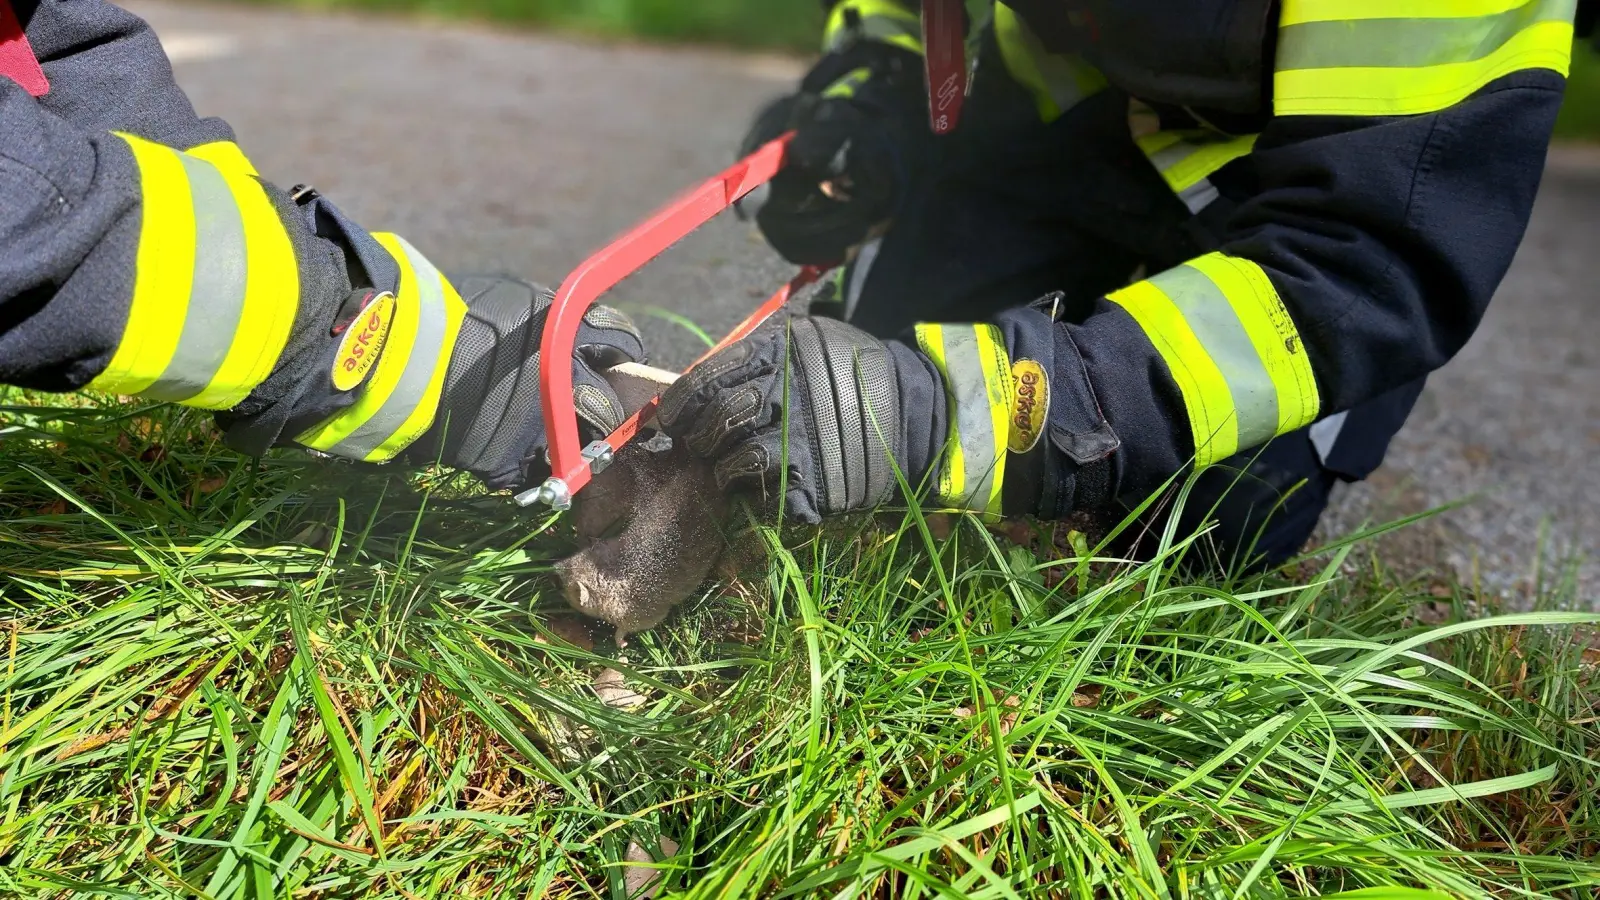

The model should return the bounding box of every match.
[922,0,969,135]
[521,134,815,509]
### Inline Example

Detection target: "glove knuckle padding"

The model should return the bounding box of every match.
[689,385,764,459]
[714,438,772,492]
[658,340,760,431]
[579,305,646,369]
[790,317,901,515]
[573,377,624,434]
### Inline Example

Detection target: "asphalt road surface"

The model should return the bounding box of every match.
[130,0,1598,603]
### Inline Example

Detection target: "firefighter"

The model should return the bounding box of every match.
[0,0,645,491]
[659,0,1586,571]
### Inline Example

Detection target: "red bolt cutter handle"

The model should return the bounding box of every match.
[518,133,825,510]
[922,0,968,135]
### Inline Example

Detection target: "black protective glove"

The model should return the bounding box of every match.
[736,43,930,265]
[657,315,927,522]
[404,276,645,491]
[657,306,1123,524]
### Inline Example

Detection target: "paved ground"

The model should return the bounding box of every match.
[130,0,1598,604]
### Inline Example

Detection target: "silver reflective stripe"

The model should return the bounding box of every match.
[1035,57,1097,116]
[843,237,882,322]
[1143,139,1227,213]
[1177,180,1221,214]
[1309,410,1349,466]
[1280,0,1576,71]
[325,236,449,459]
[1146,265,1281,452]
[142,154,249,402]
[1145,140,1201,175]
[940,327,1002,510]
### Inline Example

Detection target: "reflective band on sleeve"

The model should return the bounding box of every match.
[994,3,1107,123]
[1275,0,1576,117]
[822,67,874,99]
[1107,253,1320,467]
[914,323,1013,517]
[197,156,299,409]
[185,141,260,178]
[142,155,248,402]
[90,134,296,410]
[1134,131,1259,214]
[295,234,465,462]
[92,135,196,398]
[824,0,924,54]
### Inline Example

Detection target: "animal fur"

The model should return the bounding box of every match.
[554,440,730,642]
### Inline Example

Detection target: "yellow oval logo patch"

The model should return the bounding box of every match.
[331,292,395,392]
[1008,359,1049,454]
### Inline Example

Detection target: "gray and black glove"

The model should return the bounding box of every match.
[658,315,924,522]
[657,307,1120,524]
[211,187,645,492]
[404,276,645,491]
[737,42,930,265]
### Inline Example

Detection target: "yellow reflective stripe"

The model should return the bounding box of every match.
[295,234,464,461]
[1281,1,1573,69]
[294,262,420,455]
[1108,281,1237,466]
[1186,254,1320,438]
[1283,0,1540,26]
[1136,132,1259,195]
[1135,131,1183,157]
[1134,130,1258,214]
[90,134,197,397]
[185,140,259,178]
[369,244,464,460]
[822,67,873,99]
[1109,255,1321,467]
[1275,0,1575,116]
[824,0,923,54]
[93,135,298,410]
[1276,22,1573,115]
[914,323,1011,517]
[187,161,298,409]
[994,3,1107,123]
[916,325,965,500]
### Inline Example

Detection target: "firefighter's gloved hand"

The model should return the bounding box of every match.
[657,306,1123,524]
[736,45,928,266]
[404,276,645,491]
[657,315,928,523]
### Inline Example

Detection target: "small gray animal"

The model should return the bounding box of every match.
[555,439,731,643]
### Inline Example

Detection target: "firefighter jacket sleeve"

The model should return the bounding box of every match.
[0,0,464,463]
[917,3,1576,519]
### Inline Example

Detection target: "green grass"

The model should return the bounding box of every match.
[2,393,1599,897]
